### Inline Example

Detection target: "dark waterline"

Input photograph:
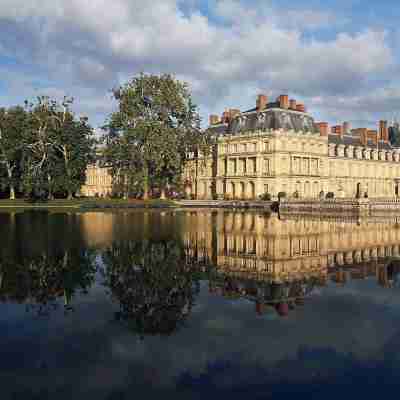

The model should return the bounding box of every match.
[1,210,400,399]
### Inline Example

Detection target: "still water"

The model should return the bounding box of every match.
[1,209,400,399]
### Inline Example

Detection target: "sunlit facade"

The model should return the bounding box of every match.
[184,94,400,200]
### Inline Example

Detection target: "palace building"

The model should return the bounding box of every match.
[80,158,113,198]
[184,94,400,200]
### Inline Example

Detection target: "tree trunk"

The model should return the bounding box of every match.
[9,184,15,200]
[160,187,167,200]
[6,166,15,200]
[143,164,149,201]
[47,174,54,200]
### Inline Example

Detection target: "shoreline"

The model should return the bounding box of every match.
[1,198,400,215]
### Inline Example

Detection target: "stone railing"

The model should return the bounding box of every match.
[280,198,400,215]
[175,200,272,209]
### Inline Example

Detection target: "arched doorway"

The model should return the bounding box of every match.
[248,182,255,199]
[313,182,319,198]
[239,182,245,199]
[202,181,208,199]
[304,181,310,198]
[185,183,192,199]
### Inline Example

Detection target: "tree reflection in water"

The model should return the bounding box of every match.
[0,249,97,316]
[101,239,202,338]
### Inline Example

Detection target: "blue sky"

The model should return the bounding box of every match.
[1,0,400,131]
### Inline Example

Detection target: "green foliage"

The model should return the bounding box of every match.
[0,106,29,198]
[259,192,271,201]
[103,73,209,199]
[326,192,335,199]
[0,96,95,199]
[277,191,287,200]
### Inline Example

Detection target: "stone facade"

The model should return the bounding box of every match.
[80,163,112,197]
[184,94,400,200]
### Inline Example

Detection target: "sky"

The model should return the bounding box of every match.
[1,0,400,131]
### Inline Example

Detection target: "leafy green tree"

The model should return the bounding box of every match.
[0,106,28,199]
[103,73,206,199]
[49,99,96,199]
[23,96,95,199]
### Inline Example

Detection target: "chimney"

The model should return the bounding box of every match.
[278,95,289,109]
[221,110,230,124]
[209,114,220,125]
[343,122,350,135]
[379,120,388,142]
[296,103,305,112]
[317,122,329,137]
[289,99,297,110]
[368,129,378,146]
[256,94,268,112]
[331,125,343,137]
[360,128,368,145]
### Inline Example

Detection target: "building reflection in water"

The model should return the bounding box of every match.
[1,210,400,324]
[181,211,400,317]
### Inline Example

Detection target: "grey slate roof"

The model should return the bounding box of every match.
[328,134,394,150]
[207,123,228,135]
[208,108,319,136]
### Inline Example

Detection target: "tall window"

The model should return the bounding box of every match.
[263,158,270,175]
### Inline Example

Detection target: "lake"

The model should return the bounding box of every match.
[1,209,400,399]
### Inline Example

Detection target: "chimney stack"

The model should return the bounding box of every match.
[331,125,343,137]
[209,114,220,125]
[360,128,368,145]
[221,110,230,124]
[343,122,350,135]
[256,94,268,112]
[379,120,388,142]
[317,122,329,137]
[367,129,378,146]
[289,99,297,110]
[296,103,305,113]
[278,95,289,109]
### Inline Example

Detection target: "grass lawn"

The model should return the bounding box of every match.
[0,198,178,209]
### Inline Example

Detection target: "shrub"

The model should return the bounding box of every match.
[277,191,287,200]
[259,192,271,201]
[326,192,335,199]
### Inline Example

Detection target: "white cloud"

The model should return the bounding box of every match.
[0,0,398,127]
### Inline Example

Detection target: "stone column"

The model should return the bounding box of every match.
[345,251,353,265]
[335,252,344,266]
[256,156,262,176]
